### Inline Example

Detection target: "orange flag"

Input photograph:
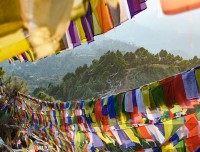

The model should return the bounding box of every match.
[160,0,200,15]
[96,0,114,33]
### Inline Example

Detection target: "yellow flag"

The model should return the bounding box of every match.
[75,19,87,43]
[0,29,30,62]
[162,143,176,152]
[120,124,140,144]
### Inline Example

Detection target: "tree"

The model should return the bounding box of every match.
[174,55,183,64]
[0,67,5,94]
[32,86,46,96]
[36,91,55,101]
[151,53,159,64]
[75,64,88,78]
[166,53,175,65]
[124,52,136,67]
[135,47,149,58]
[159,50,168,59]
[63,72,76,81]
[0,67,5,78]
[0,70,31,149]
[5,76,29,94]
[179,60,189,71]
[135,47,150,64]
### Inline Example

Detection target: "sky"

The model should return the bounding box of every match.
[103,0,200,58]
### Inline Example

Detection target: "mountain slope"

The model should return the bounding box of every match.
[0,38,138,91]
[32,48,200,101]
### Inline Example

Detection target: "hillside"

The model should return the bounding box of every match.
[127,65,180,89]
[117,65,179,93]
[32,48,200,101]
[0,38,137,91]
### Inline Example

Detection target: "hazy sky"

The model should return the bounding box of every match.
[103,0,200,58]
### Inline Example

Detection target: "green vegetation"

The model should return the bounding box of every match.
[34,51,127,100]
[1,53,96,92]
[128,65,180,88]
[33,48,200,101]
[0,67,30,150]
[0,67,5,78]
[5,76,29,94]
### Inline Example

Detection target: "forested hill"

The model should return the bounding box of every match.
[0,38,137,91]
[33,48,200,101]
